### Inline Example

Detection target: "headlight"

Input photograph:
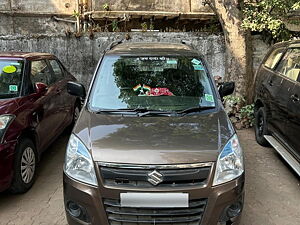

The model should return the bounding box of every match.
[0,115,15,142]
[213,134,244,186]
[64,134,98,186]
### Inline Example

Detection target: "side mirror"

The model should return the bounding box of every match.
[219,82,235,98]
[35,82,48,94]
[67,81,86,98]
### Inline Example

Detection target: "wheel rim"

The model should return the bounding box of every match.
[21,147,36,184]
[257,113,264,136]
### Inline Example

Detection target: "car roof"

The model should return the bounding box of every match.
[272,39,300,49]
[288,39,300,48]
[0,52,55,60]
[106,42,200,56]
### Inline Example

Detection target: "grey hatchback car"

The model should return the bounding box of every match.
[64,42,245,225]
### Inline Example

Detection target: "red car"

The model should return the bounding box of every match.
[0,52,80,193]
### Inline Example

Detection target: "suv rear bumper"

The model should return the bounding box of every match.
[63,172,245,225]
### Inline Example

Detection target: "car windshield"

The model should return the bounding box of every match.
[89,55,216,112]
[0,59,24,98]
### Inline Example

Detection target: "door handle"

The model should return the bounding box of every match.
[290,94,299,102]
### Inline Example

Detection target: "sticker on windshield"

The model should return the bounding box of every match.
[193,64,204,71]
[191,58,201,65]
[133,84,151,96]
[9,85,18,92]
[133,84,174,96]
[150,88,174,96]
[2,65,17,74]
[139,57,166,61]
[167,60,177,64]
[205,94,214,102]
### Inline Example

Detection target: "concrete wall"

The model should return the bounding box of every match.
[93,0,211,12]
[0,0,11,11]
[252,35,270,72]
[0,0,78,35]
[0,0,212,36]
[0,32,225,86]
[0,0,211,13]
[0,15,77,35]
[1,0,75,13]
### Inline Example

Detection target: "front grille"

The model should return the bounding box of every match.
[103,198,207,225]
[99,165,211,188]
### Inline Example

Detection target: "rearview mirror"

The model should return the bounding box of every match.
[219,82,235,98]
[35,82,48,94]
[67,81,86,98]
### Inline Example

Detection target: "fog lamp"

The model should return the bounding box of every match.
[219,198,244,223]
[66,201,90,223]
[67,201,82,218]
[227,202,242,218]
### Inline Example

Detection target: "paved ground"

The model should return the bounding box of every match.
[0,129,299,225]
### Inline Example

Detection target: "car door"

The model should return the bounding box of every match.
[283,48,300,159]
[48,59,73,128]
[262,47,288,136]
[29,59,63,150]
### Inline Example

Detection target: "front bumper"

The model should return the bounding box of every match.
[63,171,245,225]
[0,141,17,192]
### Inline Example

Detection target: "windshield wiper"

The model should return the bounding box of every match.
[176,106,215,115]
[95,109,138,115]
[95,108,174,117]
[137,110,175,117]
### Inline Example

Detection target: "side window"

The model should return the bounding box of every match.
[276,48,300,82]
[264,48,285,70]
[31,60,51,85]
[49,59,64,82]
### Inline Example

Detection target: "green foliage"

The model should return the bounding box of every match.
[103,3,109,11]
[112,20,119,32]
[242,0,300,41]
[292,1,300,9]
[72,10,80,18]
[240,104,255,127]
[223,95,245,106]
[149,23,154,31]
[223,96,254,129]
[141,22,148,32]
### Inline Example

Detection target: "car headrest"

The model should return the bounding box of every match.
[286,68,300,81]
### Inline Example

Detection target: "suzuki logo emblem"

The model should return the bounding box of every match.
[147,170,163,186]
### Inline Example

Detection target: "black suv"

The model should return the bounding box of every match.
[254,40,300,176]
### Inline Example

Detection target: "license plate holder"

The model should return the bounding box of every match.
[120,192,189,208]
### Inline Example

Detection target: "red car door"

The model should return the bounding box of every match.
[48,59,74,128]
[29,60,64,151]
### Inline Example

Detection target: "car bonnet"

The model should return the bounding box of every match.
[73,108,235,165]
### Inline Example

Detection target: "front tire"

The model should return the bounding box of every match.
[9,138,37,194]
[254,107,270,147]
